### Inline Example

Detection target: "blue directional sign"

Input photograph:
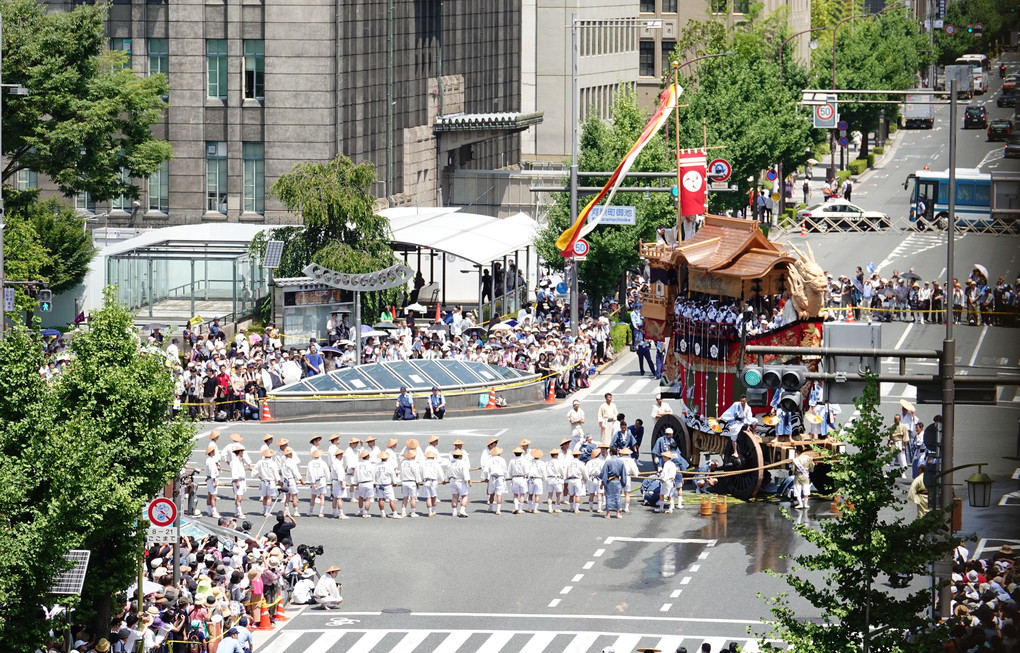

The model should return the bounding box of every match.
[586,205,637,225]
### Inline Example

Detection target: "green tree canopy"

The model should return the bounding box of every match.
[1,0,172,200]
[252,155,400,321]
[0,291,193,648]
[533,86,676,304]
[761,376,959,652]
[667,8,814,214]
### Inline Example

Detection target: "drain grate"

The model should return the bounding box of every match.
[381,607,412,614]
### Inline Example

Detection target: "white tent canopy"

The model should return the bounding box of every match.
[380,207,539,266]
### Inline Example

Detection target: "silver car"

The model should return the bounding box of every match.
[796,200,892,232]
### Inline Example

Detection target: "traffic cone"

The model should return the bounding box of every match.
[261,398,273,422]
[257,600,274,631]
[275,600,289,622]
[546,382,556,404]
[845,307,855,323]
[485,387,498,409]
[434,302,441,323]
[800,221,808,236]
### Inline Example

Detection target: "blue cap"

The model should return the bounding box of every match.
[227,628,238,636]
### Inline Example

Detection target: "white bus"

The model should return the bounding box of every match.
[903,167,991,231]
[955,54,990,94]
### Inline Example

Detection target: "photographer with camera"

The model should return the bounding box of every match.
[314,565,343,610]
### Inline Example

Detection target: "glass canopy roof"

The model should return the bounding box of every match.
[273,360,537,396]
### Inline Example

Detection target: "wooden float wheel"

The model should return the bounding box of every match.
[717,428,765,501]
[651,414,693,463]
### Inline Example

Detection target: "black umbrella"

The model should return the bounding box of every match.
[463,326,485,336]
[373,321,398,330]
[320,346,343,354]
[900,272,922,282]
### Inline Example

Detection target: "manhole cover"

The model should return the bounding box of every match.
[381,608,412,614]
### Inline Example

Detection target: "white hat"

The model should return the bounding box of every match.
[664,427,674,434]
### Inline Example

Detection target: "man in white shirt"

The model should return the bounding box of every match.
[567,400,585,448]
[596,393,619,445]
[253,449,280,517]
[205,445,221,518]
[720,395,756,457]
[314,565,343,610]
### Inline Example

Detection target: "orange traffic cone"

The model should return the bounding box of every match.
[845,307,855,323]
[261,398,273,422]
[257,600,274,631]
[546,382,556,404]
[800,221,808,236]
[485,387,497,409]
[434,302,441,323]
[275,600,289,622]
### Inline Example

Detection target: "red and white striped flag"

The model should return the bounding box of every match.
[678,149,707,217]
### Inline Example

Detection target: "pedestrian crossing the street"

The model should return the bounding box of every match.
[260,628,781,653]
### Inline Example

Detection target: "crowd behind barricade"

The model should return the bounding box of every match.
[822,264,1019,327]
[943,542,1020,652]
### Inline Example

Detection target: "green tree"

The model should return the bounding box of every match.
[0,291,193,647]
[251,155,399,322]
[1,0,172,200]
[667,8,814,214]
[825,9,930,157]
[760,376,959,652]
[934,0,1004,64]
[533,86,675,304]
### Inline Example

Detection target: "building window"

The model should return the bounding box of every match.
[110,37,131,69]
[734,0,750,13]
[148,38,168,77]
[639,40,655,77]
[662,0,677,12]
[75,191,95,214]
[243,142,264,215]
[14,169,37,191]
[148,161,169,213]
[112,169,132,211]
[243,40,265,100]
[206,141,228,214]
[207,39,228,100]
[710,0,727,14]
[639,0,655,12]
[661,40,676,73]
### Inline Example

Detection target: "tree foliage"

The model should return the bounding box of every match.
[667,8,814,214]
[533,86,675,304]
[761,376,959,653]
[0,291,193,649]
[1,0,172,200]
[934,0,1016,64]
[251,155,400,322]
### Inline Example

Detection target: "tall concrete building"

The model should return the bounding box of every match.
[521,0,812,163]
[37,0,540,226]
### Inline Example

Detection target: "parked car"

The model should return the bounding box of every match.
[988,119,1014,141]
[998,91,1017,108]
[1004,74,1018,92]
[796,200,891,232]
[1006,133,1020,159]
[964,105,987,129]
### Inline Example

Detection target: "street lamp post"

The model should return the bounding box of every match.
[777,26,830,218]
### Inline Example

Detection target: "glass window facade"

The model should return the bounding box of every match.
[148,161,169,213]
[244,40,265,100]
[206,141,227,213]
[639,41,655,77]
[207,39,228,99]
[243,142,264,214]
[111,37,132,69]
[148,38,168,77]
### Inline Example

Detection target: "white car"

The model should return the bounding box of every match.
[796,200,891,232]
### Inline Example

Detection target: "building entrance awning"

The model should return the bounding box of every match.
[379,207,539,266]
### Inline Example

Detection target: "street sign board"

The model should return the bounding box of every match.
[839,136,849,148]
[586,205,636,225]
[572,239,590,260]
[837,120,848,131]
[555,282,567,295]
[765,169,778,182]
[935,0,945,18]
[147,498,177,527]
[709,181,729,190]
[944,24,955,35]
[146,526,177,544]
[708,158,732,182]
[3,287,13,312]
[813,96,838,128]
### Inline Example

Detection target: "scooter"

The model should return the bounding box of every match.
[1001,64,1006,78]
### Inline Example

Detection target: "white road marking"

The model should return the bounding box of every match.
[887,323,914,363]
[547,599,561,608]
[360,610,769,625]
[519,632,557,653]
[560,586,573,594]
[671,589,683,598]
[625,379,651,394]
[689,564,701,572]
[698,551,710,560]
[593,548,605,557]
[968,326,988,367]
[261,632,303,653]
[605,536,718,545]
[655,636,685,651]
[390,631,430,653]
[583,561,595,570]
[572,574,584,582]
[680,576,692,585]
[305,632,344,653]
[429,631,471,653]
[611,634,643,652]
[475,631,515,653]
[600,379,625,396]
[563,633,599,653]
[345,631,387,653]
[660,603,673,612]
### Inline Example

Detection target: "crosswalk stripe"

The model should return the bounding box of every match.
[611,634,643,652]
[476,631,515,653]
[562,633,599,652]
[262,632,303,653]
[345,631,388,653]
[742,638,762,652]
[600,379,625,395]
[701,636,729,651]
[586,376,608,393]
[518,632,558,653]
[431,631,472,653]
[624,379,651,394]
[391,630,431,653]
[655,636,684,652]
[306,632,344,653]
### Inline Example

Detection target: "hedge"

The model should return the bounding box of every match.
[873,146,885,155]
[867,153,876,167]
[848,159,868,175]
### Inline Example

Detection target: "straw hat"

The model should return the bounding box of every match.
[429,435,439,444]
[405,450,418,459]
[387,438,398,448]
[360,450,370,459]
[425,450,437,458]
[405,439,419,449]
[378,451,390,460]
[283,447,294,455]
[311,449,322,459]
[349,437,360,445]
[452,439,464,446]
[900,399,915,412]
[262,434,274,442]
[487,438,499,447]
[230,433,243,442]
[278,438,290,447]
[492,447,503,456]
[309,435,322,443]
[205,445,216,455]
[261,450,274,458]
[531,449,543,459]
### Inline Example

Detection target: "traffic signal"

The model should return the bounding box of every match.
[38,289,52,312]
[741,364,807,410]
